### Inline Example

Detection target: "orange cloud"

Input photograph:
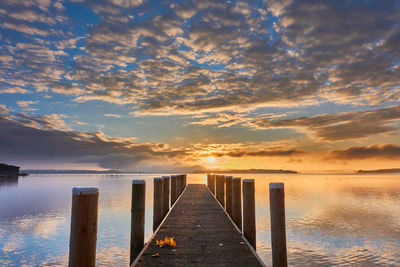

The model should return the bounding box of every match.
[325,144,400,161]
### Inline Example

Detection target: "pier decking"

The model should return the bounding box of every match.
[133,184,264,266]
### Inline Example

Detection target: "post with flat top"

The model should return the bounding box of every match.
[130,180,145,265]
[243,179,256,249]
[207,174,216,195]
[162,176,170,218]
[153,177,163,232]
[225,176,233,217]
[175,175,181,197]
[68,186,99,267]
[171,175,178,205]
[232,177,242,231]
[178,174,184,196]
[181,174,185,193]
[269,183,288,267]
[178,174,183,195]
[216,175,225,207]
[183,174,187,190]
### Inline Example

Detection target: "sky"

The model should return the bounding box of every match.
[0,0,399,172]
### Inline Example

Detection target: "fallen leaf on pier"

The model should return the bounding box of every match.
[155,237,176,248]
[156,239,165,247]
[151,253,160,257]
[169,237,176,248]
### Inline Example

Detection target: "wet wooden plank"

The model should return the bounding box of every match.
[133,184,264,266]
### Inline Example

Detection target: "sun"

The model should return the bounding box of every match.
[207,156,215,163]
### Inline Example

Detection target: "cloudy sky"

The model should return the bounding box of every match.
[0,0,399,172]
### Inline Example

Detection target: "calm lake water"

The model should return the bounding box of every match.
[0,173,399,266]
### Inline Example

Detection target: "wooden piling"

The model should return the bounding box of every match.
[153,177,163,232]
[181,174,185,193]
[216,174,225,207]
[232,177,242,230]
[180,175,184,194]
[225,176,233,217]
[207,173,216,195]
[171,175,178,205]
[243,179,256,249]
[178,174,183,195]
[68,187,99,267]
[269,183,287,267]
[130,180,145,264]
[175,175,180,197]
[162,176,170,218]
[183,174,187,190]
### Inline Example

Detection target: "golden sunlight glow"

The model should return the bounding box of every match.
[207,156,215,163]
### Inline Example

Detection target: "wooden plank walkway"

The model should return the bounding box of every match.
[133,184,264,266]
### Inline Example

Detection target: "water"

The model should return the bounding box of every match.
[0,174,399,266]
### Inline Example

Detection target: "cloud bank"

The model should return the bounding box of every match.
[1,0,399,115]
[326,144,400,161]
[0,110,191,171]
[250,105,400,140]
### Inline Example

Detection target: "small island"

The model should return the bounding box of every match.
[193,168,298,174]
[357,168,400,174]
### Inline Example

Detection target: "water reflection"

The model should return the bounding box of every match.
[0,174,399,266]
[0,177,18,188]
[293,204,400,237]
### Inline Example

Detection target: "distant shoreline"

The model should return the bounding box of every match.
[22,169,123,174]
[357,168,400,174]
[192,169,298,174]
[21,169,298,174]
[19,168,400,175]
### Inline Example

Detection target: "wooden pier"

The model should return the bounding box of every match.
[67,174,287,267]
[133,184,264,266]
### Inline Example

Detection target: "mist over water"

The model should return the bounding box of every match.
[0,174,399,266]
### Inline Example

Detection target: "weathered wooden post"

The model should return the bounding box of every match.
[207,174,216,195]
[162,176,170,218]
[232,177,242,230]
[180,174,184,194]
[243,179,256,249]
[153,177,163,232]
[181,174,185,192]
[171,175,177,205]
[225,176,233,217]
[178,174,183,195]
[269,183,287,267]
[175,175,180,197]
[183,174,187,190]
[216,174,225,207]
[69,187,99,267]
[130,180,145,265]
